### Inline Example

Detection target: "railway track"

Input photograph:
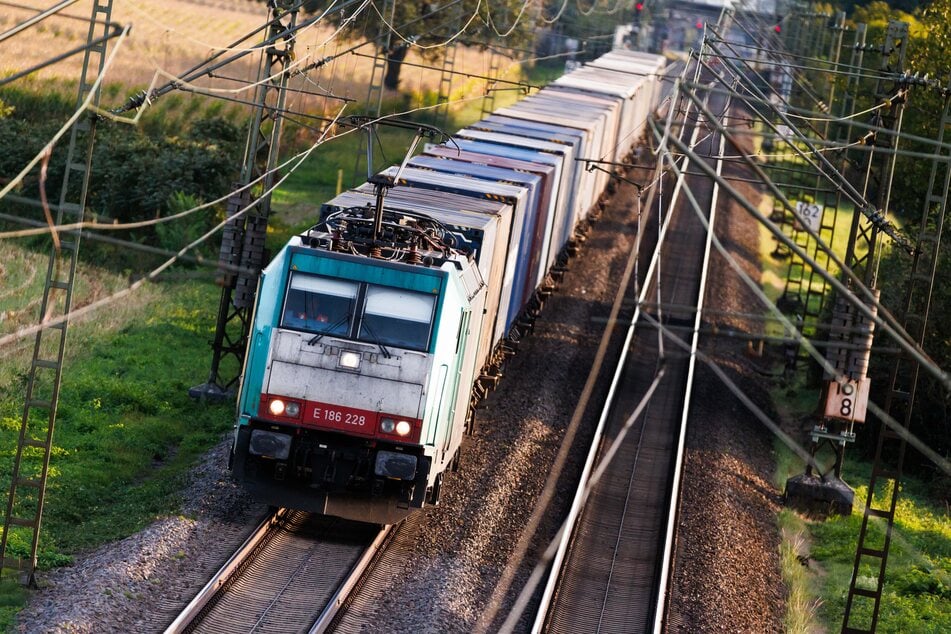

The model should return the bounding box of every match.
[165,509,389,633]
[532,67,730,633]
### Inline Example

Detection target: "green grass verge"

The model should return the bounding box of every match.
[0,244,233,621]
[809,463,951,633]
[778,507,823,633]
[761,184,948,633]
[0,577,28,633]
[773,438,951,633]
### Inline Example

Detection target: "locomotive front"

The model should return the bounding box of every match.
[231,226,484,524]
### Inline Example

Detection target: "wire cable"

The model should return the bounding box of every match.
[0,24,132,202]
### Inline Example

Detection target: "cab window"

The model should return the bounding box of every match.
[360,286,436,351]
[281,274,357,336]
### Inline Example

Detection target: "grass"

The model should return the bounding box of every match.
[773,432,951,633]
[779,508,824,634]
[0,241,233,621]
[813,461,948,632]
[0,577,27,633]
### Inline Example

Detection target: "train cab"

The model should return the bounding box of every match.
[231,233,485,524]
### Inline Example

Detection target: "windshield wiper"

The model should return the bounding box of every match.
[358,321,392,359]
[307,313,350,346]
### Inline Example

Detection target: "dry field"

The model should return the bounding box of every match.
[0,0,503,116]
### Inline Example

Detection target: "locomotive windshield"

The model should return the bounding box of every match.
[360,287,436,351]
[281,273,437,351]
[281,274,357,336]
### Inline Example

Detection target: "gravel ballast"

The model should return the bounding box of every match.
[17,161,785,632]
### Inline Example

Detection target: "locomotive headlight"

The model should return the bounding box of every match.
[268,399,286,416]
[395,420,412,437]
[339,351,361,369]
[380,417,396,433]
[284,401,301,417]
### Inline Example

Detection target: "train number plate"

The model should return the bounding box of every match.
[306,402,376,436]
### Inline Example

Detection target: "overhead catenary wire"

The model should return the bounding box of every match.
[7,5,945,631]
[0,82,495,347]
[652,131,948,477]
[0,3,452,239]
[518,57,721,634]
[113,0,535,121]
[348,49,543,92]
[0,20,125,88]
[0,99,349,350]
[367,0,485,49]
[657,97,951,394]
[121,0,339,55]
[0,24,132,203]
[0,0,82,43]
[501,58,872,630]
[109,0,372,116]
[0,89,490,267]
[692,48,916,253]
[476,55,702,634]
[1,0,596,246]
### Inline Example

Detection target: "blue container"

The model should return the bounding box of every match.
[453,130,575,269]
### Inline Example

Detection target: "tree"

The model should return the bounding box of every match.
[258,1,541,91]
[541,0,636,61]
[860,0,951,473]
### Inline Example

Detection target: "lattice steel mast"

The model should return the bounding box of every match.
[190,1,300,400]
[784,21,910,513]
[842,71,951,634]
[0,0,116,586]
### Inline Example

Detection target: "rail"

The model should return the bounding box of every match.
[164,509,388,633]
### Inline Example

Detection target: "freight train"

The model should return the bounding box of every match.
[229,50,667,524]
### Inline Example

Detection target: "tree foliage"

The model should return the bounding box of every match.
[0,88,242,257]
[914,0,951,73]
[851,1,921,29]
[538,0,634,62]
[851,0,951,471]
[272,1,541,89]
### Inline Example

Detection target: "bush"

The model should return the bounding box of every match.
[0,104,242,259]
[154,191,221,257]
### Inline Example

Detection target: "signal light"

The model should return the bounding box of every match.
[635,2,643,9]
[696,20,703,29]
[774,24,781,33]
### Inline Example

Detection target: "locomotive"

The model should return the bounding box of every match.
[229,50,667,524]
